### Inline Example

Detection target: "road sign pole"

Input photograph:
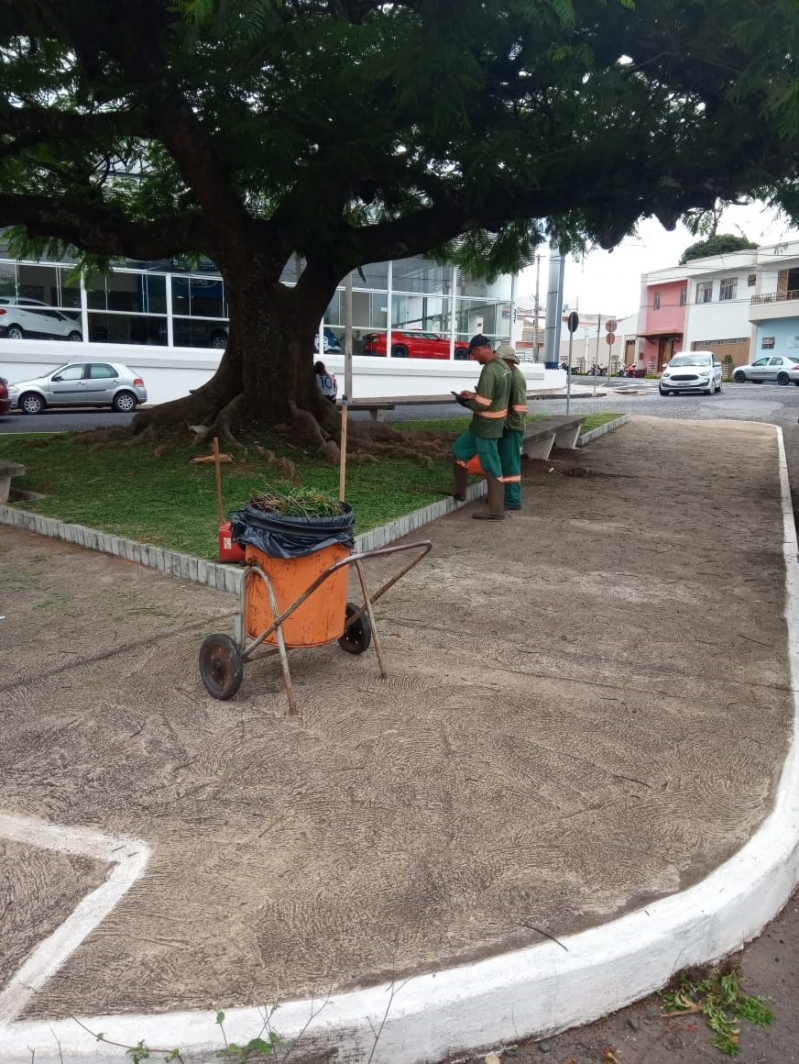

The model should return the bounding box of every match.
[565,311,579,414]
[594,313,601,398]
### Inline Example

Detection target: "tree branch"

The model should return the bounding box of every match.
[0,193,207,259]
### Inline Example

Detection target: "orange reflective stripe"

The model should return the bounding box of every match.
[511,404,528,412]
[476,408,508,419]
[502,475,522,483]
[473,394,492,407]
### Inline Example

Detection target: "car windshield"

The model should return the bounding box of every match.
[669,354,711,367]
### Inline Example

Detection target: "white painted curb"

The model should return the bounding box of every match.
[9,415,796,1064]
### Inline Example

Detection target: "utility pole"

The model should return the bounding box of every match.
[543,246,565,369]
[533,254,541,361]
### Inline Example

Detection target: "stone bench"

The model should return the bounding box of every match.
[0,461,26,504]
[521,416,587,461]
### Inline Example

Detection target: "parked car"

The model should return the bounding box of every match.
[313,328,342,354]
[658,351,722,395]
[0,375,10,416]
[0,297,82,341]
[733,354,799,385]
[362,331,470,360]
[8,361,147,413]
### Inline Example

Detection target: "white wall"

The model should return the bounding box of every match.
[0,339,560,407]
[684,268,754,350]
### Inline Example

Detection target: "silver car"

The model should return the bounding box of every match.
[733,354,799,386]
[658,351,723,395]
[8,361,147,414]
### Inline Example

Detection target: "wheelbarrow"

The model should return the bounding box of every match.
[199,539,432,713]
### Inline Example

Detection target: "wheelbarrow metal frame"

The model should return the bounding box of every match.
[236,539,432,713]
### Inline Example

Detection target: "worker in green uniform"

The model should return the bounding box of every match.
[496,342,527,511]
[446,333,512,520]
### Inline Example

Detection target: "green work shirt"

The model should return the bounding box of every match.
[468,357,511,439]
[505,365,528,433]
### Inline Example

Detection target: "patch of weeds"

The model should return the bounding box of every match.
[661,965,772,1057]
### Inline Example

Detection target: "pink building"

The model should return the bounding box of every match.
[639,278,688,371]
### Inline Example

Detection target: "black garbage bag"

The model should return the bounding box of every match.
[229,502,355,560]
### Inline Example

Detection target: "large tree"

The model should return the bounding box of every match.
[2,0,799,450]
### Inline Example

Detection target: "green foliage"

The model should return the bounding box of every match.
[662,966,773,1057]
[680,234,759,264]
[248,487,347,518]
[2,0,799,284]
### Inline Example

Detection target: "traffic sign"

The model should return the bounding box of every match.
[606,333,616,345]
[605,319,618,333]
[566,311,579,333]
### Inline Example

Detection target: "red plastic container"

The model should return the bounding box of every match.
[219,521,246,563]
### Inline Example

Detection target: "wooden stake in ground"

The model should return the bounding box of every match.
[339,398,348,502]
[212,436,224,524]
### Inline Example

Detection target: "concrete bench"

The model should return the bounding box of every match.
[521,416,587,461]
[0,461,26,504]
[338,394,460,421]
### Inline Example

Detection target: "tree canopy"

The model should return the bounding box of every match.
[2,0,799,445]
[680,234,759,265]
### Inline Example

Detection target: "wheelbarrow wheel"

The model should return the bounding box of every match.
[338,602,372,655]
[199,633,243,700]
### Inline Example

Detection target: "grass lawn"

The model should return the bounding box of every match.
[0,412,624,559]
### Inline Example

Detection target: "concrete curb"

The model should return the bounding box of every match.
[0,417,629,575]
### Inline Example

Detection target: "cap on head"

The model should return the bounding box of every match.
[467,333,492,352]
[496,342,518,363]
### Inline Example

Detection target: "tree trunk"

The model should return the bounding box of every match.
[132,253,342,454]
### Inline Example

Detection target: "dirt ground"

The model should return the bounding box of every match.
[0,417,796,1050]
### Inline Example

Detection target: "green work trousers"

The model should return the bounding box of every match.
[497,428,523,508]
[452,429,503,479]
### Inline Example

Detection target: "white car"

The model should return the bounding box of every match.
[0,297,83,341]
[658,350,722,395]
[733,354,799,385]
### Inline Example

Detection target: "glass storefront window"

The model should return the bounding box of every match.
[456,298,513,340]
[0,264,16,299]
[392,257,449,294]
[172,276,225,318]
[324,291,342,327]
[392,294,451,335]
[172,317,229,349]
[17,264,59,305]
[88,313,168,345]
[352,291,388,329]
[58,269,81,309]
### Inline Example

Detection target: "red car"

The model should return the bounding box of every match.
[362,331,469,360]
[0,377,10,416]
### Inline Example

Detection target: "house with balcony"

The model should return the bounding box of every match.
[638,243,799,370]
[748,239,799,360]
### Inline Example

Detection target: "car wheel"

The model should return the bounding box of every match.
[391,344,409,358]
[112,390,137,413]
[454,348,469,360]
[210,332,227,349]
[778,372,790,386]
[20,392,44,414]
[67,331,82,342]
[6,325,24,340]
[733,370,747,383]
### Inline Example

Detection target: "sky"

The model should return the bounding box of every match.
[517,202,799,324]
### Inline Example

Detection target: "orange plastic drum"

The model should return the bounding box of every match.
[244,543,350,648]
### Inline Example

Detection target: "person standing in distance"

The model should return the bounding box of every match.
[445,334,512,520]
[495,342,527,511]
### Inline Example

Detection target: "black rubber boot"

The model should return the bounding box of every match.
[473,475,505,520]
[439,461,468,502]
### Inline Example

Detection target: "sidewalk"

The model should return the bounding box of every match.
[1,416,797,1063]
